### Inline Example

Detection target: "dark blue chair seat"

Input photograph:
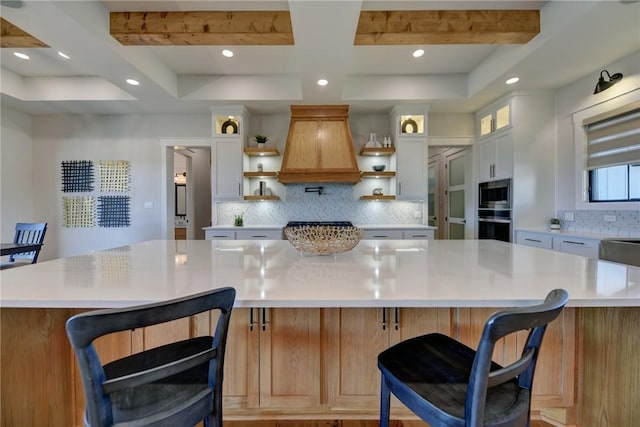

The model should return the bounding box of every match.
[378,289,569,427]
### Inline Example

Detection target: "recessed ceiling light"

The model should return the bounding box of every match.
[13,52,29,60]
[126,78,140,86]
[317,79,328,86]
[506,77,520,85]
[412,49,425,58]
[58,51,70,59]
[222,49,234,58]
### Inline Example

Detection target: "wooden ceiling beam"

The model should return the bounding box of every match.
[355,10,540,45]
[1,18,49,48]
[110,11,294,46]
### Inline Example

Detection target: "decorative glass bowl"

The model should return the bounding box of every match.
[284,225,363,255]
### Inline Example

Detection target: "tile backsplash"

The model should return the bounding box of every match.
[557,210,640,237]
[217,184,424,226]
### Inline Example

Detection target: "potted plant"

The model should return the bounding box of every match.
[234,213,244,227]
[549,218,561,230]
[255,135,268,148]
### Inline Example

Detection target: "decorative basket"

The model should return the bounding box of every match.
[284,225,363,255]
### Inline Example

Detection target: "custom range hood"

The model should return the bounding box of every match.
[278,105,361,184]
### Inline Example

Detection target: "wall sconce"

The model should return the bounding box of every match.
[174,172,186,184]
[593,70,623,94]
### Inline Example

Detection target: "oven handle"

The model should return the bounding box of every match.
[478,218,512,224]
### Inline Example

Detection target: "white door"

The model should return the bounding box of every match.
[427,157,441,239]
[445,149,467,239]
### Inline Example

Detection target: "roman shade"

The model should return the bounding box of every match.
[584,101,640,170]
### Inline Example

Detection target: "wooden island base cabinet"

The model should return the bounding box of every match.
[2,240,639,426]
[8,305,638,427]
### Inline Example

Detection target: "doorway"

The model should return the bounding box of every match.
[428,147,472,239]
[161,138,212,240]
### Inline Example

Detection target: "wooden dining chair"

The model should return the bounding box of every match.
[3,222,47,267]
[66,287,236,427]
[378,288,569,427]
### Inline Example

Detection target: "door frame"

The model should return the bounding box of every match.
[161,138,212,240]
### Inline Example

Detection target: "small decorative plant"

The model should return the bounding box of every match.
[234,213,244,227]
[549,218,561,229]
[255,135,268,147]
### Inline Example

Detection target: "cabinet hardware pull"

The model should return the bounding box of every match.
[564,240,585,245]
[398,182,402,195]
[525,238,541,243]
[381,308,387,331]
[261,308,268,331]
[252,235,267,238]
[373,235,388,238]
[249,308,255,331]
[238,182,242,196]
[412,235,427,238]
[394,307,399,331]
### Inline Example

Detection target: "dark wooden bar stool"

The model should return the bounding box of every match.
[1,222,47,269]
[378,288,569,427]
[66,287,236,427]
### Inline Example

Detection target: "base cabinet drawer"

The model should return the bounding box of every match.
[403,229,435,240]
[516,232,553,249]
[554,237,599,258]
[205,230,235,240]
[235,229,283,240]
[362,229,403,240]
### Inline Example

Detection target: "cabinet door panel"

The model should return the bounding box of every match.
[259,308,321,408]
[493,131,513,180]
[325,308,389,409]
[214,139,242,200]
[389,308,452,345]
[223,308,260,409]
[478,131,512,182]
[396,140,427,200]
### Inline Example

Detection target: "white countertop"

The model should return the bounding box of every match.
[516,228,626,240]
[1,240,638,309]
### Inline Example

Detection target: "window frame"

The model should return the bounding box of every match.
[573,89,640,211]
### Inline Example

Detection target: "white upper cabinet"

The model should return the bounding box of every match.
[478,103,511,136]
[475,92,556,230]
[396,139,427,199]
[390,105,429,200]
[212,106,248,201]
[478,129,513,182]
[213,138,243,200]
[476,99,514,182]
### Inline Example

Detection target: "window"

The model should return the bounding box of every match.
[584,102,640,202]
[589,164,640,201]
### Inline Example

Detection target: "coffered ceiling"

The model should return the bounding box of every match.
[1,1,639,116]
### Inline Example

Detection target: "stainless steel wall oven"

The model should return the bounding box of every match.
[478,179,512,242]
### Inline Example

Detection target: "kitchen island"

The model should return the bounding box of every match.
[1,239,638,426]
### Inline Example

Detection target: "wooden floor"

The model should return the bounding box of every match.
[225,420,554,427]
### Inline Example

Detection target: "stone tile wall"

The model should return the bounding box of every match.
[557,209,640,237]
[217,184,423,227]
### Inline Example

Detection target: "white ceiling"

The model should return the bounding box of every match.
[1,0,639,116]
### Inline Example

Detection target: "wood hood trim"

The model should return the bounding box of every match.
[278,105,361,184]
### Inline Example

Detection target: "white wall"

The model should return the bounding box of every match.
[0,108,35,242]
[555,50,640,210]
[26,113,210,259]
